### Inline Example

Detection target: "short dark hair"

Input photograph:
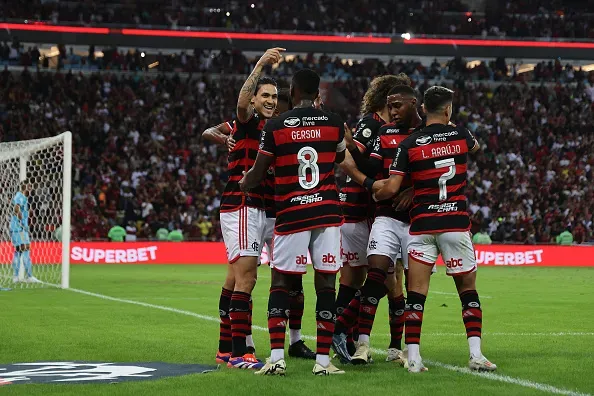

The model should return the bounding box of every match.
[387,84,416,98]
[291,69,320,97]
[256,77,277,94]
[361,73,411,114]
[277,88,291,105]
[423,86,454,113]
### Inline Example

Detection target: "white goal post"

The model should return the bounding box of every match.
[0,132,72,289]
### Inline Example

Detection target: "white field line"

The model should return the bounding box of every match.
[58,286,590,396]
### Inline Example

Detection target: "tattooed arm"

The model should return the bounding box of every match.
[237,47,285,123]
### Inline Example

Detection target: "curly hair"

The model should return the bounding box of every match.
[360,73,411,115]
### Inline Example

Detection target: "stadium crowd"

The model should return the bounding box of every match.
[2,0,594,38]
[0,61,593,243]
[2,44,592,86]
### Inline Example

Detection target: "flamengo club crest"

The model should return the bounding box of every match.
[0,362,216,385]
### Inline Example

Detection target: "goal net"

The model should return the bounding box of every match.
[0,132,72,290]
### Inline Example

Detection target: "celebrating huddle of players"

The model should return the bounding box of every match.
[203,48,497,376]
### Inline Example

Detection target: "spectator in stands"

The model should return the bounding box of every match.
[473,228,493,245]
[1,57,593,243]
[556,227,574,245]
[108,224,126,242]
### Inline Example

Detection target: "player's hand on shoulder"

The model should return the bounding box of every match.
[257,48,286,67]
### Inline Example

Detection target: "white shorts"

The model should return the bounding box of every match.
[341,220,371,267]
[271,226,342,274]
[407,231,476,276]
[367,217,410,274]
[220,206,266,263]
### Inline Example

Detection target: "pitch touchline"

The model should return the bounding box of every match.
[58,286,590,396]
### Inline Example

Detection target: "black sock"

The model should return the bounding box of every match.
[268,288,290,353]
[358,268,387,339]
[230,291,251,357]
[218,287,233,353]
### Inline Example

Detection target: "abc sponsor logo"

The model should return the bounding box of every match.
[322,254,336,264]
[445,258,463,268]
[296,255,308,265]
[342,251,359,263]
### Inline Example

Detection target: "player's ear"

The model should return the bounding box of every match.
[421,103,426,114]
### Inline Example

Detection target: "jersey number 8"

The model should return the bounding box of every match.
[434,158,456,201]
[297,146,320,190]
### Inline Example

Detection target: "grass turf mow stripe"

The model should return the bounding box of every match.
[59,285,591,396]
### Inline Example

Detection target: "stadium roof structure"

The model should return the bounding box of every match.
[3,22,594,60]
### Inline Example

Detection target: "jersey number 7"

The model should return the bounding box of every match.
[434,158,456,201]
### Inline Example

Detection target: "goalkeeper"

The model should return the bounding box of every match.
[11,182,38,283]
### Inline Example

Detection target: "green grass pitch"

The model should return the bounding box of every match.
[1,265,593,396]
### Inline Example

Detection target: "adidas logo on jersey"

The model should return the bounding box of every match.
[406,312,421,320]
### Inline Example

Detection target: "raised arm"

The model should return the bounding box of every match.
[237,48,285,123]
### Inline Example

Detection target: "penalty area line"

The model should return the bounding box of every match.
[62,286,590,396]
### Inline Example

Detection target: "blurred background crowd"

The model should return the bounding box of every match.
[1,49,593,244]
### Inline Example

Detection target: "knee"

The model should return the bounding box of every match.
[235,274,256,292]
[315,271,337,291]
[271,270,294,289]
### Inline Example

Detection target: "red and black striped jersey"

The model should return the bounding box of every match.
[340,113,385,222]
[220,115,267,213]
[389,124,478,234]
[259,107,346,235]
[369,122,418,223]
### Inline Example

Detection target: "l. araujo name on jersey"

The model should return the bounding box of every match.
[259,107,345,235]
[340,112,384,223]
[390,124,477,234]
